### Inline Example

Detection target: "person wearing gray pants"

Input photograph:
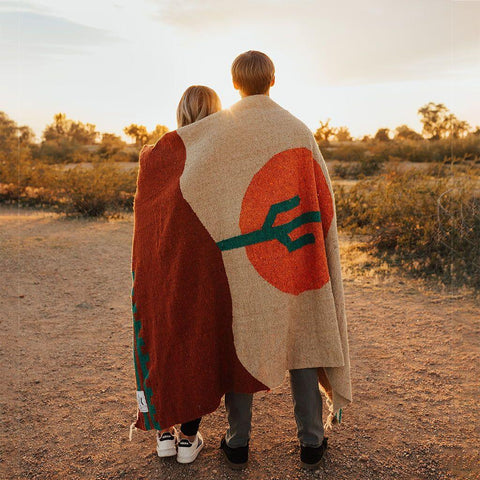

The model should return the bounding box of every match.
[220,368,328,469]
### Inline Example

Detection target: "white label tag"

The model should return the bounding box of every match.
[136,391,149,412]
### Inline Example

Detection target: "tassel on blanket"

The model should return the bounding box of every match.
[324,408,343,431]
[322,391,343,431]
[129,421,137,441]
[322,390,334,431]
[324,412,334,431]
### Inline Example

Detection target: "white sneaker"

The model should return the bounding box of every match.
[176,431,204,464]
[156,427,178,458]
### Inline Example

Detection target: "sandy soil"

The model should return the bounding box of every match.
[1,206,478,480]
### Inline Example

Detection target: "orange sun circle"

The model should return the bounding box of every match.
[239,148,334,295]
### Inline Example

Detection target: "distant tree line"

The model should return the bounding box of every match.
[0,102,478,165]
[314,102,477,146]
[0,111,170,164]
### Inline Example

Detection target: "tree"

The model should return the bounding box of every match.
[0,112,35,184]
[314,119,337,145]
[147,125,169,144]
[335,126,352,142]
[394,125,423,141]
[43,113,98,145]
[418,102,473,139]
[0,111,34,161]
[0,112,18,155]
[124,124,169,146]
[417,102,449,140]
[97,133,126,158]
[123,124,149,146]
[445,114,470,139]
[374,128,391,142]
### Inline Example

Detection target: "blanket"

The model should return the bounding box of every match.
[130,94,352,432]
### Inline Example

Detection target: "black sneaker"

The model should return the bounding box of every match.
[219,436,249,470]
[300,437,328,470]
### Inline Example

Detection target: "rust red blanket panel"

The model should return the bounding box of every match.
[131,132,267,430]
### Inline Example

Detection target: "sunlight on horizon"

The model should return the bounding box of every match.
[1,0,478,141]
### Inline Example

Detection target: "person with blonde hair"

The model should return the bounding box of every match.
[152,84,221,465]
[131,51,351,472]
[176,85,222,128]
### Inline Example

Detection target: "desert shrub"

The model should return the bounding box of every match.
[329,144,367,162]
[434,134,480,162]
[0,156,137,216]
[328,142,385,179]
[95,134,141,163]
[333,156,384,179]
[33,142,107,164]
[1,158,64,208]
[121,146,141,163]
[0,183,57,209]
[370,135,480,164]
[334,135,480,165]
[419,156,480,178]
[335,164,480,290]
[33,139,77,164]
[113,167,137,209]
[0,183,21,203]
[1,155,59,188]
[19,186,62,208]
[61,162,137,216]
[1,156,61,186]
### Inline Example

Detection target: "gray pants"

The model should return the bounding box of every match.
[225,367,324,448]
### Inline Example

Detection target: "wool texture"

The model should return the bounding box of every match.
[131,94,352,432]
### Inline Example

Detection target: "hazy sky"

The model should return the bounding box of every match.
[1,0,479,140]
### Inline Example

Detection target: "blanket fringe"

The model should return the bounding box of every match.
[322,393,342,431]
[129,421,137,441]
[324,409,342,431]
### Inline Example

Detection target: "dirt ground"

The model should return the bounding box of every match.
[1,206,479,480]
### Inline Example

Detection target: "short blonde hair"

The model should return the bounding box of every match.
[231,51,275,96]
[176,85,222,127]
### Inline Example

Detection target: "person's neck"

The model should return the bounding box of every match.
[240,91,270,98]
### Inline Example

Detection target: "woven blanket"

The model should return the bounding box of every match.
[131,94,352,431]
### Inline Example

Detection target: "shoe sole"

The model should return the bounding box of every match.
[176,442,204,464]
[301,454,327,470]
[156,446,177,458]
[220,448,248,470]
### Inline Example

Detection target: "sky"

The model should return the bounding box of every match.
[1,0,479,141]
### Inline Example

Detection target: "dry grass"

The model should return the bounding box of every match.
[335,162,480,292]
[0,158,137,216]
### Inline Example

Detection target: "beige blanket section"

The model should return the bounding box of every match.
[177,94,352,428]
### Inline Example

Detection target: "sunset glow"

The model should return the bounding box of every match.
[1,0,478,140]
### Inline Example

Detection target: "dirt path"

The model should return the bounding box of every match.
[1,206,478,480]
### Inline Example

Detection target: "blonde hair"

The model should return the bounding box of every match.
[231,50,275,96]
[176,85,222,127]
